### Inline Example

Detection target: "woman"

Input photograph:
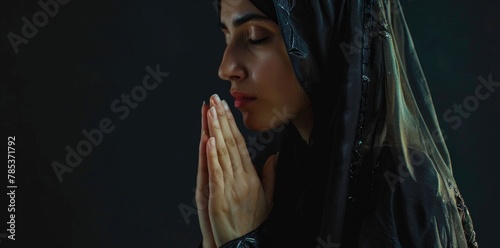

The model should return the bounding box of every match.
[196,0,479,247]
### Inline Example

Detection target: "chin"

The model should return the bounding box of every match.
[242,112,281,132]
[242,115,265,131]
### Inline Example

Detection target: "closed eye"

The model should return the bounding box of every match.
[248,37,268,45]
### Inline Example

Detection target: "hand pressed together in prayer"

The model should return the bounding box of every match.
[196,94,278,248]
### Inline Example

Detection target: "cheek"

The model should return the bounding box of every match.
[256,52,303,102]
[248,54,307,127]
[252,51,297,92]
[242,41,308,129]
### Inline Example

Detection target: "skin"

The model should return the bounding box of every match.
[195,0,313,247]
[217,0,313,139]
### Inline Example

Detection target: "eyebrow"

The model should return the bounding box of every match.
[218,13,271,29]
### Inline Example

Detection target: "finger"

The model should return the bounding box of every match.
[221,100,254,173]
[207,137,225,196]
[261,153,278,208]
[208,105,234,179]
[196,134,209,209]
[196,101,210,208]
[201,101,209,136]
[198,101,210,177]
[211,94,243,177]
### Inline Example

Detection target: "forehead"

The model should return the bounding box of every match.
[220,0,266,24]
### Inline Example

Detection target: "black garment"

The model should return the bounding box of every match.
[213,0,479,247]
[263,125,329,247]
[219,124,328,248]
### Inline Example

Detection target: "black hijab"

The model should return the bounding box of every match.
[216,0,478,247]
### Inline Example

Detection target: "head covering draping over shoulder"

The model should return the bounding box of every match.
[216,0,478,247]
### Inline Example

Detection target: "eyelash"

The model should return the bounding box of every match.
[248,37,268,45]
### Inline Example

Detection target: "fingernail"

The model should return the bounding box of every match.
[212,94,221,103]
[222,100,229,111]
[209,137,215,147]
[210,106,217,119]
[202,100,206,107]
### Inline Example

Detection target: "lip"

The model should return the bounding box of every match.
[230,91,257,109]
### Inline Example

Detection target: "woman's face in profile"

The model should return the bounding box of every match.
[218,0,311,131]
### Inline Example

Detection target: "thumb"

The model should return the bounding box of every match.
[261,152,279,206]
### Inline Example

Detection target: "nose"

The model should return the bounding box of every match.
[218,43,246,82]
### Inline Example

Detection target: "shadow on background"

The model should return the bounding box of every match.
[0,0,498,247]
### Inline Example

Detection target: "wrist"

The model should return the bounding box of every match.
[218,220,268,248]
[202,240,216,248]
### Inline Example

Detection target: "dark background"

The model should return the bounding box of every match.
[0,0,498,247]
